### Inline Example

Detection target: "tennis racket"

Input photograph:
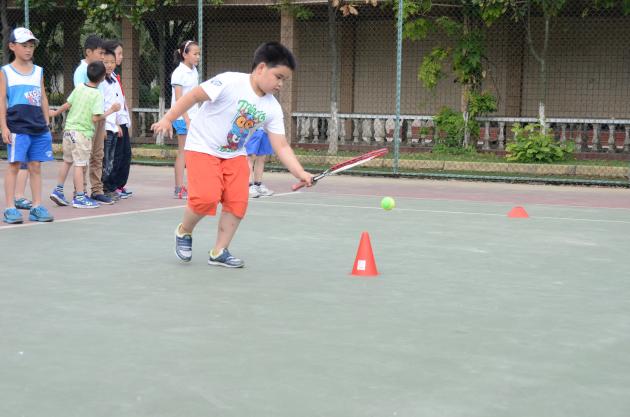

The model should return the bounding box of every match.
[293,147,388,191]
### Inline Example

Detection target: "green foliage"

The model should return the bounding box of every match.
[269,0,314,21]
[419,47,449,89]
[583,0,630,15]
[471,0,512,24]
[467,91,497,116]
[435,16,461,36]
[506,123,574,163]
[432,143,479,155]
[139,84,160,107]
[74,0,223,28]
[452,29,484,86]
[403,18,431,41]
[433,107,479,149]
[398,0,432,21]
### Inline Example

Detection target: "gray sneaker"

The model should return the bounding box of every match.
[174,223,192,262]
[208,248,244,268]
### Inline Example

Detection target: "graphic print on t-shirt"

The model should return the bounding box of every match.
[24,89,42,106]
[221,99,267,153]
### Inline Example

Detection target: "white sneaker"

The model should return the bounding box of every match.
[249,184,260,198]
[257,183,274,197]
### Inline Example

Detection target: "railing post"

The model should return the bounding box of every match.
[608,124,616,153]
[374,118,384,143]
[362,119,373,144]
[385,117,395,143]
[311,118,319,144]
[592,123,601,152]
[498,122,505,150]
[339,118,346,144]
[575,124,585,152]
[299,117,309,143]
[482,121,491,150]
[411,119,421,145]
[352,118,360,143]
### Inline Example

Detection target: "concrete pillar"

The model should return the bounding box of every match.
[339,22,355,140]
[121,18,140,137]
[505,23,524,116]
[279,9,297,144]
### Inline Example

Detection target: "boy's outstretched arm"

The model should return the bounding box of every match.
[92,103,121,122]
[267,131,313,186]
[49,102,71,118]
[151,86,209,137]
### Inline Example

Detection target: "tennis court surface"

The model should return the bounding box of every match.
[2,161,630,417]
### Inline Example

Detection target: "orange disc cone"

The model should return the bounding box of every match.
[508,206,529,218]
[351,232,379,276]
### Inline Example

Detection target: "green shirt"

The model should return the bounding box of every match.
[64,83,104,138]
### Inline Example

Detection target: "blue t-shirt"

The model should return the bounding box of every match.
[1,64,49,135]
[73,60,104,93]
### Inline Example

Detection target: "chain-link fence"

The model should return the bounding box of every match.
[1,0,629,184]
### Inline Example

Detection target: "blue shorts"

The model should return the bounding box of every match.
[172,119,188,135]
[7,132,54,164]
[246,130,273,156]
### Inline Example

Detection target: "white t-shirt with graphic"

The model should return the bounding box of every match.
[170,62,199,121]
[184,72,285,159]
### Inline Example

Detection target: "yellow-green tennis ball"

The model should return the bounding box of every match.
[381,196,395,211]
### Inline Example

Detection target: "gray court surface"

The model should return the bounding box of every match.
[1,172,630,417]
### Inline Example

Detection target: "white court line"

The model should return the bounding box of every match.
[256,198,630,225]
[3,195,628,231]
[0,204,185,231]
[296,189,630,211]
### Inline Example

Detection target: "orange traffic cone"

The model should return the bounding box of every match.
[351,232,379,276]
[508,206,529,218]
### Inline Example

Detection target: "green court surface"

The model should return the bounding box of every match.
[1,171,630,417]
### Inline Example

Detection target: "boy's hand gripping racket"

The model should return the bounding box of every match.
[293,147,388,191]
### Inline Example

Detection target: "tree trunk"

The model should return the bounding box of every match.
[1,0,9,65]
[524,0,549,134]
[327,0,339,155]
[461,14,471,147]
[538,15,549,134]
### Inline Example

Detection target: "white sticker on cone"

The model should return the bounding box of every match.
[357,260,366,271]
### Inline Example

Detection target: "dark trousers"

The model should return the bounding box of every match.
[102,130,117,191]
[103,124,131,192]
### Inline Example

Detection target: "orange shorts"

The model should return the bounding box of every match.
[185,151,249,218]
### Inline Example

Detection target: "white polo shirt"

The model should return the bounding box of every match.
[184,72,285,159]
[170,62,199,121]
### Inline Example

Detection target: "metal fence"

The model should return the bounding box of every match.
[2,0,629,184]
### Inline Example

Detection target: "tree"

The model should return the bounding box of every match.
[403,0,496,146]
[474,0,630,131]
[326,0,377,154]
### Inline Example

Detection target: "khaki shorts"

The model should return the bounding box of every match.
[62,130,92,166]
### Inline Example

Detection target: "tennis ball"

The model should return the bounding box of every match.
[381,196,395,211]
